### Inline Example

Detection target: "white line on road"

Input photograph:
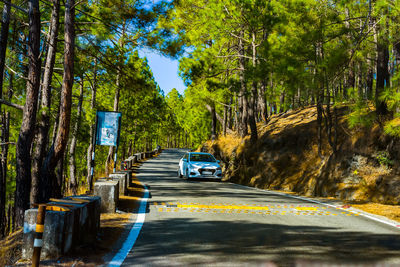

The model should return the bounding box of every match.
[108,186,149,267]
[231,183,400,229]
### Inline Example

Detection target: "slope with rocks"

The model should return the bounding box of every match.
[201,106,400,206]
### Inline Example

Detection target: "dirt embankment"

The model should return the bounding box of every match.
[201,106,400,206]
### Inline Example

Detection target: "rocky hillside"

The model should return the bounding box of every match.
[201,106,400,205]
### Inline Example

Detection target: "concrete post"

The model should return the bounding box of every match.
[94,181,119,213]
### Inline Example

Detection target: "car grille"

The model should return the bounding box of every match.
[199,168,216,175]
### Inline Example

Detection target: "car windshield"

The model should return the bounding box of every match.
[190,154,216,162]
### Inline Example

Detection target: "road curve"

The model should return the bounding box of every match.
[120,149,400,266]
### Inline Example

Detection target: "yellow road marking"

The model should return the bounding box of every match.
[176,204,270,211]
[295,207,318,211]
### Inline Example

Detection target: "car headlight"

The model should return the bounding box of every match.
[216,167,222,171]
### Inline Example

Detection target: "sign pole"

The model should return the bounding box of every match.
[113,115,122,173]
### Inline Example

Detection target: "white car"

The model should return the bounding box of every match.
[178,152,222,180]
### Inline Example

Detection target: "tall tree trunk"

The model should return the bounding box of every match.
[223,106,227,136]
[0,0,11,238]
[86,59,97,191]
[376,37,389,115]
[248,32,258,143]
[258,80,267,123]
[15,0,41,227]
[106,21,126,175]
[31,0,60,204]
[366,55,374,100]
[69,77,83,195]
[227,96,232,130]
[210,104,217,140]
[0,0,10,96]
[238,29,248,138]
[106,71,120,175]
[279,91,285,113]
[41,0,75,201]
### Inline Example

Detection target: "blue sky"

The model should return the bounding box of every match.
[139,49,186,96]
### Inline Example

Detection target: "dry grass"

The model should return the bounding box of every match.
[0,229,23,266]
[215,134,243,156]
[352,203,400,223]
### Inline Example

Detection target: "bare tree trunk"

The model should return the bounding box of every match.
[227,97,232,130]
[258,80,267,123]
[223,106,227,136]
[42,0,75,201]
[376,37,389,115]
[0,0,11,238]
[86,59,97,190]
[0,0,10,96]
[279,91,285,113]
[248,32,258,143]
[210,104,217,140]
[238,29,248,138]
[15,0,41,227]
[69,77,83,195]
[106,70,120,175]
[31,0,60,204]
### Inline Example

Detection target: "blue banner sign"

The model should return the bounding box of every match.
[96,111,122,146]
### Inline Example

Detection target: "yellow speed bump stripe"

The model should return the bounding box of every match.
[295,207,318,211]
[175,204,269,211]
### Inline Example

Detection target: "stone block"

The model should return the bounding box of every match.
[66,195,101,243]
[130,155,137,164]
[22,208,74,260]
[126,158,132,169]
[94,181,119,213]
[116,170,133,187]
[47,201,84,247]
[110,173,128,195]
[134,153,141,161]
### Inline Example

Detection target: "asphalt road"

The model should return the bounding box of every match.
[121,149,400,266]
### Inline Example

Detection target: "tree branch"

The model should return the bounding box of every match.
[0,99,23,110]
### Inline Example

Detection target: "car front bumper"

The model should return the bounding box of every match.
[188,168,222,179]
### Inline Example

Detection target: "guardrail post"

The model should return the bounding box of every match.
[32,204,46,267]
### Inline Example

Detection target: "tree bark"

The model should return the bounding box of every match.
[69,77,83,195]
[248,32,258,143]
[227,97,232,130]
[210,104,217,140]
[258,80,267,123]
[15,0,41,227]
[41,0,75,201]
[238,29,248,138]
[0,0,10,97]
[31,0,60,205]
[0,0,11,238]
[86,59,97,191]
[106,21,126,175]
[279,91,285,113]
[106,70,120,175]
[376,38,389,115]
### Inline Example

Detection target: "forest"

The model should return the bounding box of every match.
[0,0,400,241]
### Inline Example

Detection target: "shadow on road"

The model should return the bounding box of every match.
[130,217,400,266]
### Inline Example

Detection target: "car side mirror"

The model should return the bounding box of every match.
[217,160,220,163]
[183,158,187,162]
